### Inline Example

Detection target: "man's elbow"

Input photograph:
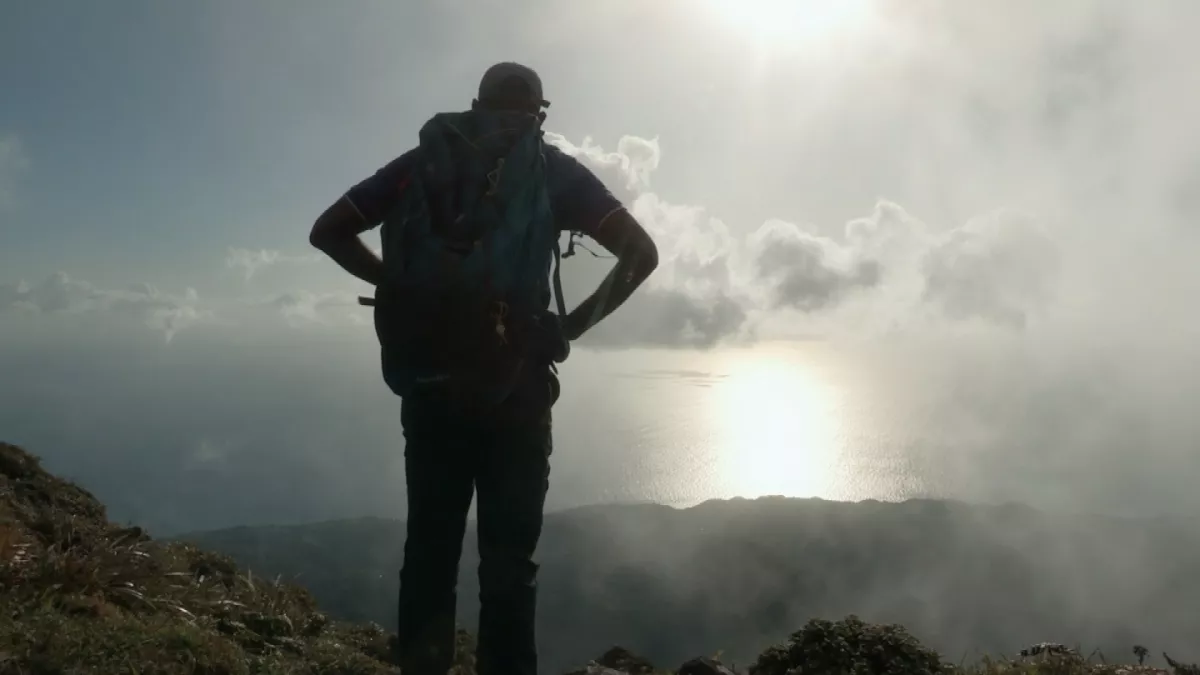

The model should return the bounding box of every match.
[628,232,659,282]
[309,198,363,252]
[639,238,659,279]
[309,214,350,254]
[308,224,333,252]
[600,209,658,280]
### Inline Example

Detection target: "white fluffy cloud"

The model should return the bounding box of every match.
[0,270,373,345]
[0,128,1067,351]
[225,247,322,281]
[920,210,1060,328]
[544,133,662,202]
[547,133,1064,348]
[752,219,882,311]
[0,272,208,343]
[258,290,368,328]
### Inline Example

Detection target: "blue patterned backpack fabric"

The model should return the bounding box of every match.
[371,108,568,410]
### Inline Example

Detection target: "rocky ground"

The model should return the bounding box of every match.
[0,440,1195,675]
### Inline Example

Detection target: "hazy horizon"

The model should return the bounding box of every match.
[6,0,1200,536]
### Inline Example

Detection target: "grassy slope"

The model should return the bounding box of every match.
[0,441,1196,675]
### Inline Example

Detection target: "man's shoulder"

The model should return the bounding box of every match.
[343,147,422,225]
[537,137,624,231]
[541,142,604,194]
[359,147,422,185]
[387,147,423,172]
[542,142,584,171]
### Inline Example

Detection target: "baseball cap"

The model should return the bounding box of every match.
[477,62,550,109]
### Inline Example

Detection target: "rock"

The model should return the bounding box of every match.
[109,525,149,545]
[0,443,39,480]
[680,656,736,675]
[273,636,305,654]
[564,667,627,675]
[242,611,294,638]
[301,611,328,637]
[1019,643,1080,661]
[596,646,655,675]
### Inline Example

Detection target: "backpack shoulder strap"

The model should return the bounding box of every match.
[552,234,567,317]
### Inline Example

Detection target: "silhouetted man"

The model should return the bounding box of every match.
[309,62,658,675]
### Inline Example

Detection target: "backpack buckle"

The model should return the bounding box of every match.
[490,301,509,345]
[485,159,505,196]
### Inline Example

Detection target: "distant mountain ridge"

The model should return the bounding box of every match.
[177,494,1200,673]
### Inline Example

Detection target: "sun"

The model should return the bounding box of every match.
[703,0,872,44]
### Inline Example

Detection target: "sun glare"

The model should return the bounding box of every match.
[713,349,845,500]
[703,0,872,44]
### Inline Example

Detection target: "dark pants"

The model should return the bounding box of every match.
[395,372,555,675]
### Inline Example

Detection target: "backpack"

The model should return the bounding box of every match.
[370,108,569,411]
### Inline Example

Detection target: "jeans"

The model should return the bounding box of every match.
[395,372,555,675]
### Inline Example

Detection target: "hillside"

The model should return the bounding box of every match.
[179,498,1200,671]
[0,440,1196,675]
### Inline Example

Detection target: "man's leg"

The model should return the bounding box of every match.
[397,403,477,675]
[473,413,552,675]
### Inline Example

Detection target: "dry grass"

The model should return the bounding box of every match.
[0,442,452,674]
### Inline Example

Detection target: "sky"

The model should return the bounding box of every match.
[4,0,1200,535]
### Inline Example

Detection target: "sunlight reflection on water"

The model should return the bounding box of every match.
[710,347,846,500]
[576,342,942,509]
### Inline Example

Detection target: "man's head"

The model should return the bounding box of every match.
[474,62,550,116]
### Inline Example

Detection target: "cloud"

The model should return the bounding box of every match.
[0,134,29,210]
[0,272,208,343]
[548,132,1063,349]
[259,291,368,327]
[752,219,882,312]
[225,247,321,281]
[580,289,749,349]
[0,268,369,344]
[545,132,661,203]
[184,438,238,470]
[920,210,1060,328]
[0,124,1076,354]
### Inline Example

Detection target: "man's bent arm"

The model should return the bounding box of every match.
[563,209,658,340]
[309,197,385,287]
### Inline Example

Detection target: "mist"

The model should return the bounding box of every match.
[536,1,1200,660]
[182,497,1200,670]
[543,0,1200,519]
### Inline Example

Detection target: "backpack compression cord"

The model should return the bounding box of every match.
[360,236,569,315]
[360,230,601,310]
